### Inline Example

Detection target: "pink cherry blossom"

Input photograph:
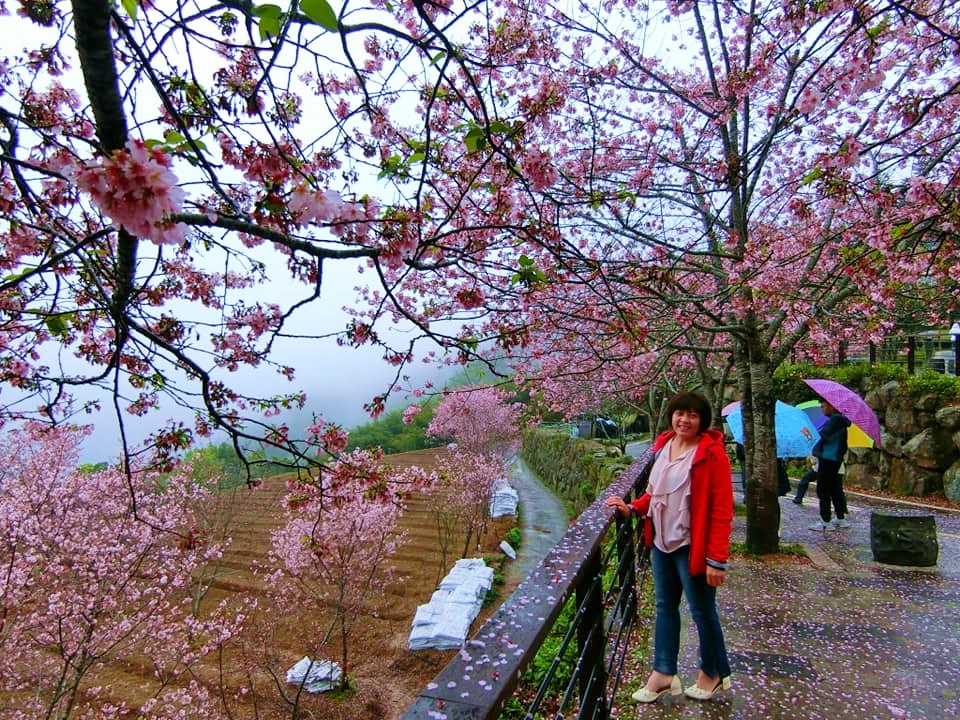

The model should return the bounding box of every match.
[72,140,187,245]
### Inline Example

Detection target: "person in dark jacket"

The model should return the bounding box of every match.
[606,391,734,703]
[808,400,851,530]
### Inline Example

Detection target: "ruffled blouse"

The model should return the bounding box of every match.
[647,438,694,553]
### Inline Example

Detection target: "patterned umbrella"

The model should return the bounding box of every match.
[725,400,820,458]
[802,378,882,446]
[796,399,875,448]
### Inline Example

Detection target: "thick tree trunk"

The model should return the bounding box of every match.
[736,333,781,555]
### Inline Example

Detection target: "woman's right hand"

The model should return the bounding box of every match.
[605,496,629,517]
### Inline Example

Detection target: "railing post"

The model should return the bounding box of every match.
[401,447,655,720]
[576,550,607,719]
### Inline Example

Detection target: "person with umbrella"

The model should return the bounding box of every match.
[808,399,852,530]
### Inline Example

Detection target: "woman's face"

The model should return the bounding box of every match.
[672,408,702,441]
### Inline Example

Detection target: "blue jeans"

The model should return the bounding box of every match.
[651,545,730,679]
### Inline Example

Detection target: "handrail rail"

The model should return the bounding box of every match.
[400,448,653,720]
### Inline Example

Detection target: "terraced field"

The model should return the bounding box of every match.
[87,447,514,720]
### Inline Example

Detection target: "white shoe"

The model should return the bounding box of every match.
[684,676,731,700]
[832,518,851,529]
[632,675,682,703]
[808,521,829,531]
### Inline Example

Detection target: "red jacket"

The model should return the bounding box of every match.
[628,428,734,576]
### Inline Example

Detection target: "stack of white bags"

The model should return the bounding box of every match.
[489,479,519,518]
[407,558,494,650]
[285,656,342,693]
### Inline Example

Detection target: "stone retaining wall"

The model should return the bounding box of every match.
[846,381,960,502]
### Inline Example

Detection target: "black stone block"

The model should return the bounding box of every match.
[870,511,938,567]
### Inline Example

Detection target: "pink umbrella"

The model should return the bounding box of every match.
[720,400,741,416]
[802,378,882,446]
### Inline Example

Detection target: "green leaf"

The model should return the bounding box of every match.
[464,127,485,153]
[301,0,339,31]
[890,222,913,241]
[378,154,407,179]
[45,314,69,338]
[251,3,282,16]
[800,167,823,186]
[121,0,137,20]
[510,255,547,287]
[252,4,283,40]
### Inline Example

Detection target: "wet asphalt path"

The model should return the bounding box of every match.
[503,453,570,587]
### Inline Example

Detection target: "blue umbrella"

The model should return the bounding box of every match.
[725,400,821,458]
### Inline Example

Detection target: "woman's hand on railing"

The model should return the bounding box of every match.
[605,496,630,518]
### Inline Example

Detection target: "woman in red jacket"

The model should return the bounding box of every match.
[606,391,734,703]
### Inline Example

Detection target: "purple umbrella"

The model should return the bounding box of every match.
[802,378,882,446]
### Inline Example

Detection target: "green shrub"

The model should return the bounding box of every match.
[905,370,960,406]
[774,361,911,404]
[499,595,579,718]
[773,362,824,404]
[521,428,629,515]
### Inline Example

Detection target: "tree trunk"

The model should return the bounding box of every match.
[737,333,781,555]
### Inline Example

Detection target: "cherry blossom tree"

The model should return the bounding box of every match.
[0,0,539,476]
[266,448,432,691]
[430,447,510,564]
[508,1,960,552]
[426,385,524,455]
[1,0,958,561]
[423,385,524,559]
[388,0,959,552]
[0,423,244,719]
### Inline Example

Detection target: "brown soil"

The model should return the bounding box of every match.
[845,484,960,511]
[84,447,516,720]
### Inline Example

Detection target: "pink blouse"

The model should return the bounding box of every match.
[646,438,694,553]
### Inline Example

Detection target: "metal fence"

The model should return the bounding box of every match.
[842,332,958,376]
[400,449,654,720]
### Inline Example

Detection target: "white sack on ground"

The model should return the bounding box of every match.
[489,479,519,518]
[408,558,494,650]
[285,656,342,693]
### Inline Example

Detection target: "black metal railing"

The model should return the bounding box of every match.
[400,449,654,720]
